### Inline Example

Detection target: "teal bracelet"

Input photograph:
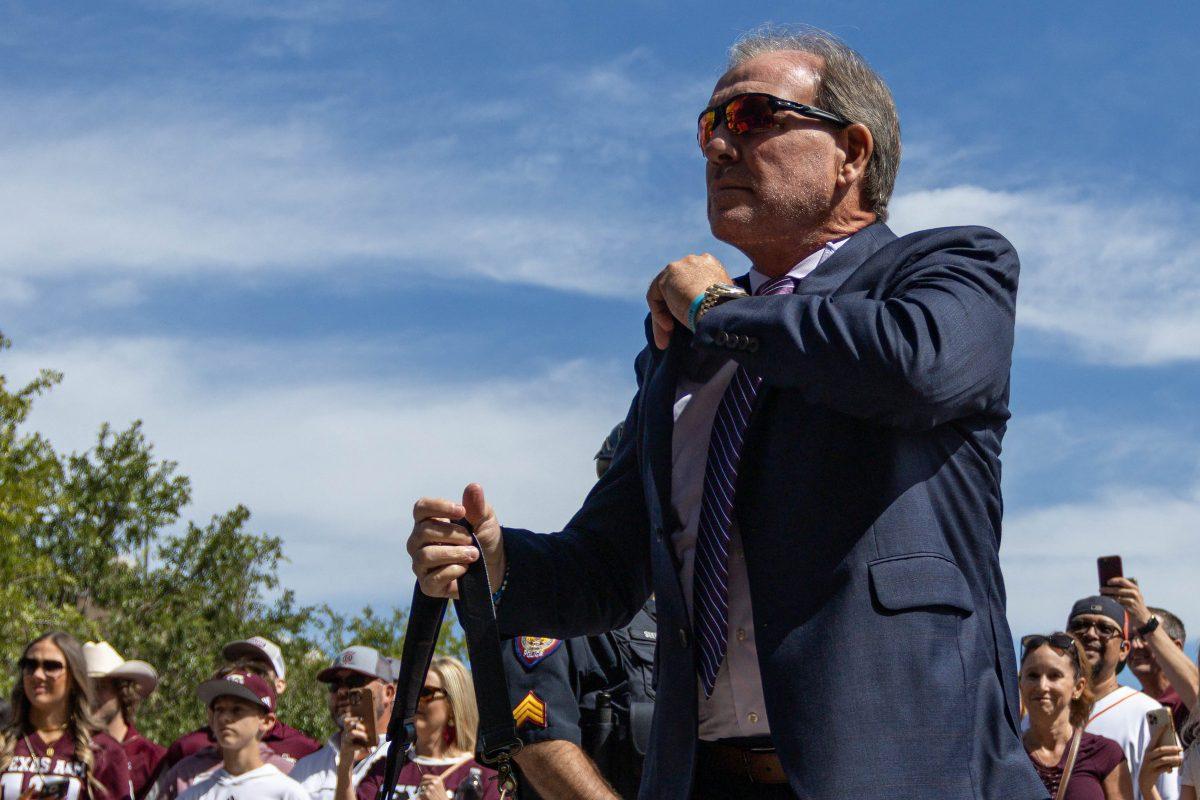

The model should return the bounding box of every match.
[686,290,707,331]
[491,563,510,606]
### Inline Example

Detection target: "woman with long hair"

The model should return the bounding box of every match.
[1021,632,1132,800]
[0,632,132,800]
[349,656,498,799]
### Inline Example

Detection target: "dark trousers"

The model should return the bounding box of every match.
[691,756,800,800]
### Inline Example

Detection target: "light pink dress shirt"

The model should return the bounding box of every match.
[669,239,845,741]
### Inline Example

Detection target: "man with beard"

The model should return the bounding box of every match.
[84,641,166,798]
[1067,595,1180,800]
[290,646,396,800]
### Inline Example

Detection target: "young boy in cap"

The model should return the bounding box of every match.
[160,636,319,771]
[178,670,308,800]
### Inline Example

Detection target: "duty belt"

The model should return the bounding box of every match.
[376,523,522,799]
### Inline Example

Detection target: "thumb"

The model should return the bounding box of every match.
[461,483,492,527]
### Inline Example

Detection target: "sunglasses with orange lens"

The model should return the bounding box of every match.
[697,92,851,151]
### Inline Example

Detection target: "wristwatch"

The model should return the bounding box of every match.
[1137,615,1160,637]
[690,283,749,329]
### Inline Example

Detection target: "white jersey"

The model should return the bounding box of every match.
[1086,685,1179,800]
[289,734,390,800]
[178,764,308,800]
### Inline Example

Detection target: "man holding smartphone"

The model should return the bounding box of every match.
[290,646,396,800]
[1066,595,1179,800]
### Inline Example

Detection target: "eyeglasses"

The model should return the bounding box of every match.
[19,658,65,677]
[1021,632,1077,656]
[1068,619,1124,641]
[418,686,447,704]
[324,673,374,692]
[697,92,852,151]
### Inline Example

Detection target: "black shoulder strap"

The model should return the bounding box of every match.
[376,525,522,800]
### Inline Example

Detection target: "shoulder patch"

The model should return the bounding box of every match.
[513,691,548,730]
[514,636,562,669]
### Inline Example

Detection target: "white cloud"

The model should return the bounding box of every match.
[890,186,1200,365]
[1001,485,1200,639]
[8,337,633,609]
[0,87,696,300]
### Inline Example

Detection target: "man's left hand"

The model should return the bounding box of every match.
[646,253,732,350]
[1103,576,1153,628]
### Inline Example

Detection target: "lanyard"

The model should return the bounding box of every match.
[376,524,522,800]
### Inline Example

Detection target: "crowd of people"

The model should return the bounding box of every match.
[0,560,1195,800]
[0,633,497,799]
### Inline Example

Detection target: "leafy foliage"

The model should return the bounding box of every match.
[0,333,466,744]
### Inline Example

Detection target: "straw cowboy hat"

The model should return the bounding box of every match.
[82,641,159,698]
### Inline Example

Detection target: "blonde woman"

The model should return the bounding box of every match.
[1021,632,1132,800]
[348,657,498,799]
[0,632,131,799]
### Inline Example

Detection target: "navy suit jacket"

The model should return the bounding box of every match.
[495,223,1048,800]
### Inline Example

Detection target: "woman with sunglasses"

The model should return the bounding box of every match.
[1021,632,1133,799]
[0,632,132,800]
[352,657,498,800]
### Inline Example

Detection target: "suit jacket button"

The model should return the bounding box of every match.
[678,628,689,648]
[714,331,728,346]
[747,339,759,353]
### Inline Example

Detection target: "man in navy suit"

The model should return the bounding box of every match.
[407,26,1047,800]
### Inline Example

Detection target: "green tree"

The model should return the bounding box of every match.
[0,333,466,744]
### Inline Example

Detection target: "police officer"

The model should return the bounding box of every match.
[503,423,657,800]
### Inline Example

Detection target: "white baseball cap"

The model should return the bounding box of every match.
[221,636,286,679]
[317,646,395,683]
[82,641,159,698]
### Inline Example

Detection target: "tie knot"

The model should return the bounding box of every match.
[755,275,795,296]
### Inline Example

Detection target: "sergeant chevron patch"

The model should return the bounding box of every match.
[514,636,562,669]
[513,690,548,729]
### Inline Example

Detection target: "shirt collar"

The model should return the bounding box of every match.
[748,238,848,293]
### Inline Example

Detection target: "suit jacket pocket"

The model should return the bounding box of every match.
[868,553,974,616]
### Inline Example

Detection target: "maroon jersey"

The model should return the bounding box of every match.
[2,731,132,800]
[1155,686,1191,735]
[356,756,499,800]
[116,726,164,800]
[1026,731,1125,800]
[160,722,317,770]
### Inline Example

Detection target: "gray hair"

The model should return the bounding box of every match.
[729,25,901,222]
[1148,607,1186,644]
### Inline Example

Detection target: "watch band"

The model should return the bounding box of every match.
[1137,615,1160,637]
[692,283,748,329]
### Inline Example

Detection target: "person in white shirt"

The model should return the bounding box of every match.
[290,646,396,800]
[178,670,308,800]
[1067,595,1180,800]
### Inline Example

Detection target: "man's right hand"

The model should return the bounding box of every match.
[408,483,506,598]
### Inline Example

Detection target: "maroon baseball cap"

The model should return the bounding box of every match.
[197,670,277,713]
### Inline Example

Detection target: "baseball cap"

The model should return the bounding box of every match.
[222,636,286,679]
[197,670,276,713]
[317,646,395,684]
[1068,595,1130,638]
[82,641,159,698]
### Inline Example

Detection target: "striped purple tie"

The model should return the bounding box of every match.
[693,274,795,697]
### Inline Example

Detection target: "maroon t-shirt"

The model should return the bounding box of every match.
[2,730,132,800]
[1027,732,1125,800]
[356,757,500,800]
[118,726,164,800]
[160,721,318,770]
[1155,686,1191,735]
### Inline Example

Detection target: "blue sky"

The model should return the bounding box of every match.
[2,1,1198,657]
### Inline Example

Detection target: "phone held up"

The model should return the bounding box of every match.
[1097,555,1123,589]
[347,687,378,747]
[1146,707,1179,749]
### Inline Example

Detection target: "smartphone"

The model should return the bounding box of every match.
[1097,555,1123,588]
[1147,708,1179,748]
[347,687,377,747]
[33,777,71,799]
